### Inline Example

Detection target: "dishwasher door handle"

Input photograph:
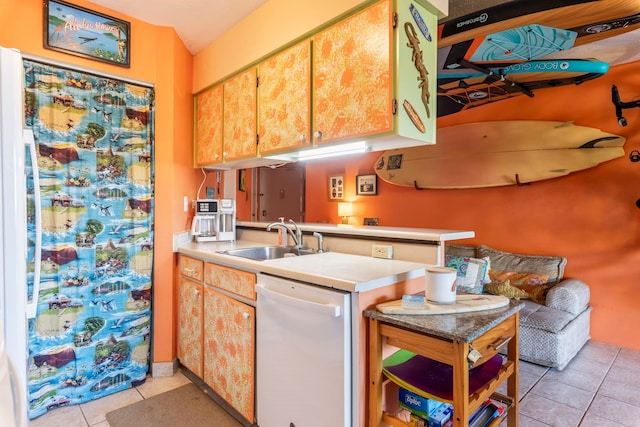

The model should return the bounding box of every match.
[256,283,342,318]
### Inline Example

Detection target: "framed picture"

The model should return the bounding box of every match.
[44,0,131,67]
[363,217,379,226]
[329,175,344,200]
[356,174,377,196]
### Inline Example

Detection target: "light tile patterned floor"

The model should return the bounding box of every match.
[29,341,640,426]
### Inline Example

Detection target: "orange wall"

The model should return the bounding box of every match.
[0,0,199,365]
[193,0,367,91]
[305,62,640,350]
[191,0,640,350]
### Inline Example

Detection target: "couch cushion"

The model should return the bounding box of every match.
[545,279,591,315]
[444,244,478,258]
[518,300,576,333]
[477,245,567,284]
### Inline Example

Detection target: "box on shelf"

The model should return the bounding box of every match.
[429,404,454,427]
[399,387,446,419]
[398,387,453,427]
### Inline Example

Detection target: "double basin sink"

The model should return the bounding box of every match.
[221,245,317,261]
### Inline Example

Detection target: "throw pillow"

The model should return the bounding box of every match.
[444,255,488,294]
[489,270,551,303]
[484,280,529,300]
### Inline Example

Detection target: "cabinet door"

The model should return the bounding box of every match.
[178,255,204,282]
[177,278,204,377]
[204,262,256,300]
[258,39,311,154]
[223,67,258,161]
[194,84,223,166]
[313,0,393,144]
[203,288,255,423]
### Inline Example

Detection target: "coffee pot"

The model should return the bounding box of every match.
[191,199,236,242]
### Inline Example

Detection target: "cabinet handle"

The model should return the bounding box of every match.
[313,130,322,141]
[223,151,227,158]
[299,134,306,143]
[242,312,250,319]
[214,153,220,160]
[183,267,194,273]
[488,336,512,351]
[194,289,200,297]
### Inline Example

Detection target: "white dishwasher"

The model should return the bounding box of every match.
[256,273,351,427]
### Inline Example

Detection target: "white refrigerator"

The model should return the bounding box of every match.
[0,46,40,427]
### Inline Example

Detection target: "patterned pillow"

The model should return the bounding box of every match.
[484,280,530,300]
[489,270,551,303]
[445,255,488,294]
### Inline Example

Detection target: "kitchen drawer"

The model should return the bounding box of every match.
[179,255,204,281]
[469,315,516,368]
[204,263,256,300]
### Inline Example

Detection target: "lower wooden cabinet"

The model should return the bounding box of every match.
[177,255,256,423]
[177,277,204,377]
[203,288,256,422]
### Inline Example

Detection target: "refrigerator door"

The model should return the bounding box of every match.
[0,316,24,427]
[0,46,28,427]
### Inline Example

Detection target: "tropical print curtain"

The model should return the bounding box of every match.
[23,59,154,419]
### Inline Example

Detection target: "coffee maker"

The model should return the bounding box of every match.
[191,198,236,242]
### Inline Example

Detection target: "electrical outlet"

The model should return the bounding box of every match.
[372,244,393,259]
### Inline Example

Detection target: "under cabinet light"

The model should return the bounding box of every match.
[264,141,368,162]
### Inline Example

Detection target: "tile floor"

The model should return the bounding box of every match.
[29,341,640,427]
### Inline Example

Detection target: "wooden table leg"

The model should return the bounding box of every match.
[452,340,470,427]
[507,313,519,427]
[368,317,383,427]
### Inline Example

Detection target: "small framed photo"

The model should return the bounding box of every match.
[44,0,131,67]
[356,174,377,196]
[329,175,344,200]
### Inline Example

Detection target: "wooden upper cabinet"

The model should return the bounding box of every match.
[312,0,393,144]
[194,84,223,166]
[223,67,258,161]
[258,39,311,155]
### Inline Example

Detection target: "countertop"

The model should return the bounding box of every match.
[237,221,475,242]
[178,240,430,293]
[177,223,474,293]
[364,300,524,342]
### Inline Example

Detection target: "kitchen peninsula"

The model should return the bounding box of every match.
[174,222,474,426]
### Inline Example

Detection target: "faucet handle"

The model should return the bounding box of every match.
[312,232,324,253]
[278,216,285,224]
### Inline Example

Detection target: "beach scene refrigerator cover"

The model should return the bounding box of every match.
[23,59,154,418]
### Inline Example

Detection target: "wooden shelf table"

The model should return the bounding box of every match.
[365,300,523,427]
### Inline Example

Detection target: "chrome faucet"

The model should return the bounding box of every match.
[312,232,324,253]
[267,218,302,248]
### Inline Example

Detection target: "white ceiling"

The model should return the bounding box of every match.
[87,0,269,54]
[86,0,502,55]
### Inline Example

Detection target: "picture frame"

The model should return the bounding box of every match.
[356,174,377,196]
[329,175,344,200]
[44,0,131,68]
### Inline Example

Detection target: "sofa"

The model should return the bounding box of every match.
[445,244,591,371]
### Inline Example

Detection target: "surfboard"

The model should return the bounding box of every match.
[374,121,626,189]
[434,0,640,116]
[542,27,640,66]
[438,0,640,49]
[436,59,609,116]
